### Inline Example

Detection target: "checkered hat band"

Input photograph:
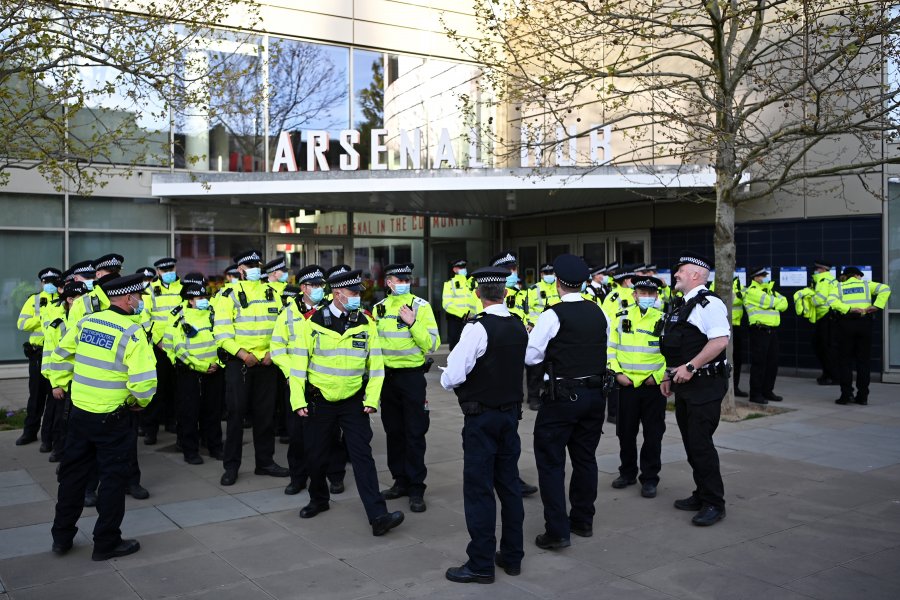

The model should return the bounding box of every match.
[492,253,516,266]
[139,269,154,277]
[237,253,260,264]
[558,277,581,288]
[614,271,635,279]
[183,277,204,285]
[39,270,60,280]
[266,261,286,273]
[635,281,660,289]
[106,282,146,296]
[155,260,176,268]
[73,265,94,274]
[95,259,122,269]
[679,256,710,270]
[474,275,506,284]
[332,267,349,275]
[385,267,413,276]
[331,276,362,288]
[299,270,324,283]
[184,288,206,296]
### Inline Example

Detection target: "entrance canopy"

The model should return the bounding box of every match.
[152,167,716,220]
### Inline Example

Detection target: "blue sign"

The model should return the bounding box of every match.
[80,328,115,351]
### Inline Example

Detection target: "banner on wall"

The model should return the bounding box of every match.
[779,266,808,287]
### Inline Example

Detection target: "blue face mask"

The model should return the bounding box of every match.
[506,272,519,287]
[394,283,411,295]
[277,272,289,283]
[580,282,587,292]
[195,299,210,310]
[161,271,177,285]
[84,279,94,290]
[458,269,467,277]
[762,276,771,284]
[309,287,325,303]
[43,283,57,294]
[543,275,556,285]
[637,297,656,310]
[602,275,611,285]
[245,267,262,282]
[343,295,360,311]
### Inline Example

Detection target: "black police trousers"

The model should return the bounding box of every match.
[286,387,347,486]
[462,407,524,575]
[617,383,667,484]
[674,395,725,510]
[749,326,779,397]
[142,345,176,436]
[533,386,605,539]
[303,394,388,524]
[380,368,429,497]
[447,315,466,350]
[814,317,838,380]
[525,364,544,404]
[836,316,873,400]
[223,360,278,473]
[52,406,134,553]
[175,365,224,459]
[23,353,53,442]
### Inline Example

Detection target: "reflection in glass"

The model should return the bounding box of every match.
[353,49,384,170]
[0,194,64,228]
[353,238,425,307]
[69,196,168,231]
[269,208,348,236]
[174,204,263,232]
[69,232,169,272]
[174,234,265,288]
[353,213,424,238]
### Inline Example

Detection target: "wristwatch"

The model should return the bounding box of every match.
[685,362,696,374]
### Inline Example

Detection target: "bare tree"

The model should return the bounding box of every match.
[450,0,900,415]
[0,0,262,192]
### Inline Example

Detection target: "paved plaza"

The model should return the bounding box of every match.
[1,364,899,600]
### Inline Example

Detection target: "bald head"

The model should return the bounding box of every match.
[673,263,709,293]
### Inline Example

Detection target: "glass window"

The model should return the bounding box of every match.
[69,233,169,270]
[174,204,262,232]
[353,49,384,170]
[174,234,265,286]
[174,32,264,172]
[0,232,64,361]
[69,196,168,231]
[268,208,348,236]
[353,213,424,237]
[316,243,346,272]
[269,39,350,172]
[888,180,900,310]
[352,238,425,309]
[0,194,64,228]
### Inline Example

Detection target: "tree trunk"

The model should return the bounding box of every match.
[714,182,737,419]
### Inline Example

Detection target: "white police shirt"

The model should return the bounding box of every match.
[681,285,730,339]
[525,293,610,366]
[440,303,510,390]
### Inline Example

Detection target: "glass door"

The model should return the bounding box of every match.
[578,234,608,268]
[268,237,306,275]
[515,242,539,287]
[613,231,650,266]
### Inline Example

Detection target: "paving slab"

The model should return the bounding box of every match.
[233,487,307,514]
[119,553,246,599]
[156,494,257,528]
[0,470,34,488]
[785,565,900,600]
[77,506,178,539]
[0,484,50,508]
[0,521,87,560]
[7,571,139,600]
[254,560,391,600]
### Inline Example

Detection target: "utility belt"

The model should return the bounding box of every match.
[22,343,42,359]
[458,400,521,416]
[841,311,873,320]
[668,360,731,380]
[305,382,363,409]
[70,403,134,425]
[749,324,777,330]
[385,357,434,374]
[447,313,469,321]
[543,374,609,403]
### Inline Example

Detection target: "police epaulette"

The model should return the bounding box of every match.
[529,283,538,290]
[221,288,233,297]
[615,309,629,318]
[170,305,182,316]
[39,296,48,307]
[50,318,64,328]
[412,297,427,306]
[174,314,184,326]
[698,296,710,307]
[153,286,161,296]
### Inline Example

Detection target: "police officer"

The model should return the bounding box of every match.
[323,264,352,303]
[523,264,560,411]
[16,267,62,448]
[214,249,289,485]
[584,263,613,303]
[490,251,529,323]
[660,253,730,526]
[296,264,327,313]
[286,269,405,536]
[265,256,290,294]
[601,265,636,318]
[374,263,440,513]
[170,283,224,464]
[526,254,609,549]
[49,273,157,560]
[830,266,891,405]
[136,267,156,283]
[441,267,527,584]
[743,267,788,404]
[608,276,667,498]
[811,261,839,385]
[142,257,182,445]
[442,258,479,350]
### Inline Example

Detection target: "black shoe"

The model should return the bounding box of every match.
[284,480,307,495]
[48,450,60,463]
[126,484,149,500]
[372,511,404,536]
[641,482,658,498]
[209,449,224,461]
[15,434,37,446]
[39,442,52,453]
[535,532,570,550]
[527,398,541,411]
[854,396,868,406]
[143,432,157,446]
[91,539,140,561]
[816,376,832,386]
[220,470,238,486]
[692,505,726,526]
[184,455,204,465]
[835,397,851,405]
[409,496,426,513]
[254,463,289,477]
[763,393,783,402]
[520,481,538,497]
[381,483,409,500]
[299,503,330,519]
[674,496,702,511]
[446,564,494,584]
[494,551,521,576]
[734,388,749,398]
[329,479,345,494]
[569,522,593,538]
[51,540,73,555]
[84,490,98,507]
[611,476,637,489]
[749,395,768,405]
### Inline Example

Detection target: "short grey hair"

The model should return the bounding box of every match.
[477,282,506,302]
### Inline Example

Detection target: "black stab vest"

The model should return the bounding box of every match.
[454,313,528,408]
[545,300,608,378]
